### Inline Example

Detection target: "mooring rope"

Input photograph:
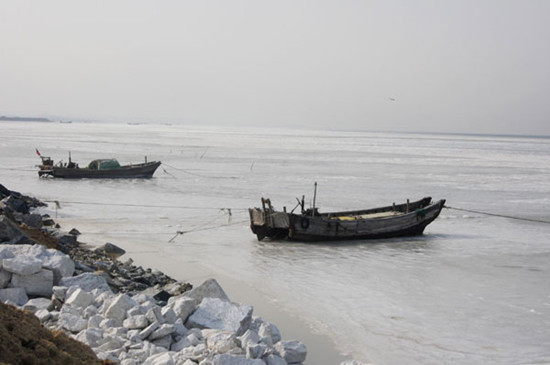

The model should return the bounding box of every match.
[444,206,550,224]
[162,163,238,179]
[168,219,249,242]
[39,198,248,241]
[44,200,248,211]
[0,167,35,172]
[161,167,177,178]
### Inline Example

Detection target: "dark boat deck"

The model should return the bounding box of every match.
[250,197,445,242]
[38,156,161,179]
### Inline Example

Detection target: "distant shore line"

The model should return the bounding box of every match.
[0,116,52,122]
[1,117,549,139]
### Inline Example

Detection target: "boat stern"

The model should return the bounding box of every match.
[248,199,290,241]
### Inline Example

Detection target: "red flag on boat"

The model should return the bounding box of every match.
[35,149,41,156]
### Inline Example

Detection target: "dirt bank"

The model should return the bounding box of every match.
[0,302,104,364]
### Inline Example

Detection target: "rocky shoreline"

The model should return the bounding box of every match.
[0,184,366,365]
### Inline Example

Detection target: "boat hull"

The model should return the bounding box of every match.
[249,197,445,242]
[38,161,161,179]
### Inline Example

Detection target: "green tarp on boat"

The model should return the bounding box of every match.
[88,159,121,170]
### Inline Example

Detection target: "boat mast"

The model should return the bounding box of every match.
[312,182,317,216]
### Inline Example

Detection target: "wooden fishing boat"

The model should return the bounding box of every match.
[249,196,446,242]
[37,151,161,179]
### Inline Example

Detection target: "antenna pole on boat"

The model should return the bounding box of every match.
[312,182,317,217]
[69,151,72,164]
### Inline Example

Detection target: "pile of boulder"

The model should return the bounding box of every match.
[0,184,308,365]
[0,242,306,364]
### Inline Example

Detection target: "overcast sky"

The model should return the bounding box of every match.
[1,1,549,135]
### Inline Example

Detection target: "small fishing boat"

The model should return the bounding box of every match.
[249,190,445,242]
[37,151,161,179]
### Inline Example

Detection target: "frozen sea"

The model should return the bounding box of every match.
[2,121,550,364]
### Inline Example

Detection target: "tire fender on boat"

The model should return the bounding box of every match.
[300,217,310,230]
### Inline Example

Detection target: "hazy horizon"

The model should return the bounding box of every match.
[2,1,549,136]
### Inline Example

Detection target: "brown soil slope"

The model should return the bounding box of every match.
[0,302,103,365]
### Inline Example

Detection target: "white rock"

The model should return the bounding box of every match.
[186,328,203,344]
[174,318,188,337]
[61,303,84,316]
[179,343,208,362]
[193,343,208,356]
[24,297,52,312]
[52,286,68,302]
[131,293,152,304]
[172,330,202,353]
[121,359,139,365]
[96,335,126,352]
[151,334,173,350]
[182,278,230,303]
[145,341,169,357]
[259,322,281,345]
[140,321,160,340]
[75,327,105,348]
[339,361,372,365]
[0,246,16,260]
[249,317,263,332]
[105,326,128,338]
[274,340,307,364]
[60,272,111,293]
[2,255,42,275]
[96,351,121,363]
[49,311,60,321]
[143,352,175,365]
[171,296,197,322]
[265,354,287,365]
[26,244,49,258]
[246,343,268,359]
[95,290,115,306]
[88,314,105,328]
[211,354,266,365]
[119,351,130,361]
[203,329,237,354]
[65,288,94,308]
[0,269,11,288]
[0,287,28,306]
[42,253,75,285]
[100,317,123,329]
[127,329,142,342]
[128,306,146,317]
[140,300,157,312]
[161,306,177,324]
[187,297,253,336]
[170,336,193,352]
[35,308,52,323]
[123,314,149,329]
[83,304,98,319]
[149,324,176,340]
[126,348,149,363]
[105,293,138,321]
[146,306,165,325]
[59,312,88,333]
[10,269,54,297]
[238,329,261,348]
